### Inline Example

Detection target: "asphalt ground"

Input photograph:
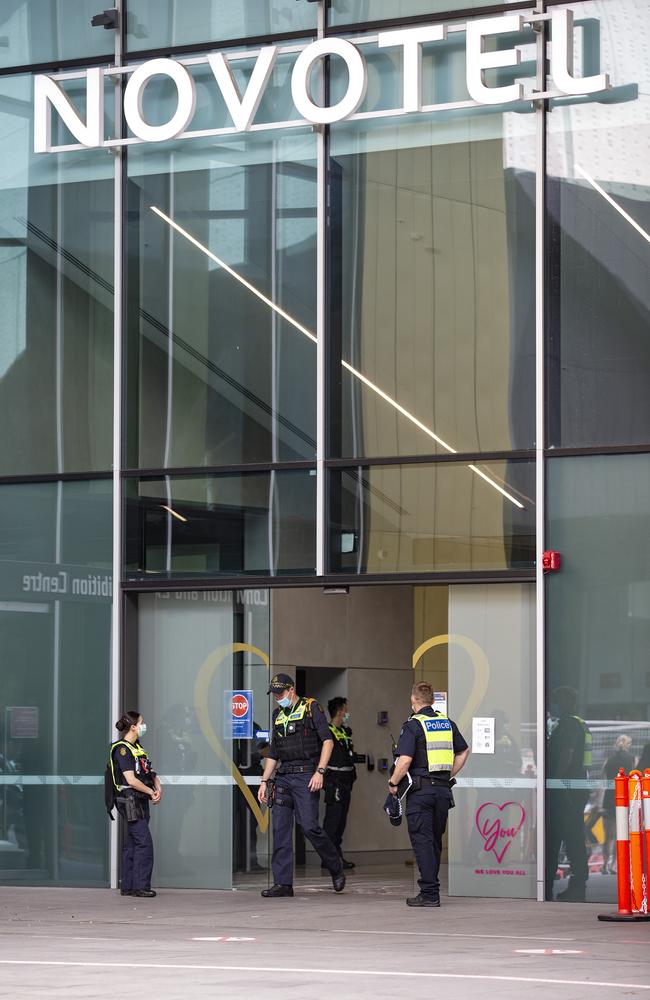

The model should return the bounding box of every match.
[0,871,648,999]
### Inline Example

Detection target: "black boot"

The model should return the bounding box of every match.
[406,893,440,907]
[331,871,346,893]
[261,884,294,898]
[134,890,157,898]
[340,857,355,869]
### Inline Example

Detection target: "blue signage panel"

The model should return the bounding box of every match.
[225,690,254,739]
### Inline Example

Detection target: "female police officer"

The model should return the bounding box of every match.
[109,711,161,898]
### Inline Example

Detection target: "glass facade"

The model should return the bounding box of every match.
[0,0,646,904]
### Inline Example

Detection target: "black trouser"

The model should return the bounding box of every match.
[546,788,589,894]
[405,782,452,900]
[323,774,354,855]
[272,771,342,886]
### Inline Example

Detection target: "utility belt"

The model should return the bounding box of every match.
[277,762,317,774]
[115,789,149,823]
[410,774,456,791]
[327,765,355,773]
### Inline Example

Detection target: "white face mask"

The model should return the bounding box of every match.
[343,712,350,725]
[137,722,147,738]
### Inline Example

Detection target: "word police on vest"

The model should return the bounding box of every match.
[34,10,610,154]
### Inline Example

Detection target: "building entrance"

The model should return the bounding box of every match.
[126,582,536,898]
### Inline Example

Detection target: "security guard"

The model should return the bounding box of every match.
[322,697,356,870]
[258,673,345,897]
[109,710,161,898]
[389,682,469,907]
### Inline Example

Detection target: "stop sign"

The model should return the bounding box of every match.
[231,694,249,718]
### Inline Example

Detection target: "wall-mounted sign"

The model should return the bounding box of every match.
[34,10,611,154]
[472,717,495,754]
[225,690,254,740]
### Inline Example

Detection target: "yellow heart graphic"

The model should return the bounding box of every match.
[412,633,490,734]
[193,641,271,833]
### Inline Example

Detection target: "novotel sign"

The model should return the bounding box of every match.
[34,10,610,154]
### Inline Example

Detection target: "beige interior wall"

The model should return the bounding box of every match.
[271,585,423,856]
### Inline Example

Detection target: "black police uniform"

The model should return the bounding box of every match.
[323,724,356,861]
[396,708,468,902]
[267,698,342,886]
[110,741,155,894]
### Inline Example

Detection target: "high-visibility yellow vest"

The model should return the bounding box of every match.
[329,724,352,749]
[109,740,148,791]
[411,713,455,772]
[275,697,314,735]
[572,717,593,768]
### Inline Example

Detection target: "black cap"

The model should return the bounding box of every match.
[267,672,295,695]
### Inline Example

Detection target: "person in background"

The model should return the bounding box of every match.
[545,687,592,901]
[322,697,357,871]
[601,734,635,874]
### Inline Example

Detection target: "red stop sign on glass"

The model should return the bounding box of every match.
[232,695,249,718]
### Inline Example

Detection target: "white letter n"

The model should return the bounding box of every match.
[34,67,104,153]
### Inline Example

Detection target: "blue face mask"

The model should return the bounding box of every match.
[277,695,292,709]
[343,713,350,725]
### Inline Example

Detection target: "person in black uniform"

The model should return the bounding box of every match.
[322,697,356,871]
[389,682,469,907]
[110,711,161,898]
[257,673,345,897]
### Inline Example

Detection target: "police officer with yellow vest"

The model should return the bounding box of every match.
[258,673,345,897]
[389,682,469,907]
[322,697,356,870]
[109,711,161,897]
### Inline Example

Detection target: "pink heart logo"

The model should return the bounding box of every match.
[475,802,526,864]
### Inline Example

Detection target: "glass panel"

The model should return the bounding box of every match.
[329,0,524,27]
[0,75,114,476]
[124,470,317,579]
[0,479,112,886]
[439,583,537,898]
[329,27,536,459]
[126,60,317,469]
[0,1,113,69]
[329,460,535,574]
[547,0,650,448]
[126,1,316,52]
[135,590,270,889]
[546,454,650,905]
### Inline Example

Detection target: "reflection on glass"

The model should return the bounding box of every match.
[0,75,114,476]
[125,470,316,578]
[442,583,537,899]
[0,1,112,69]
[136,591,270,889]
[126,0,316,52]
[329,30,536,459]
[546,454,650,904]
[547,0,650,448]
[0,480,112,886]
[328,0,523,28]
[330,461,535,574]
[127,123,317,469]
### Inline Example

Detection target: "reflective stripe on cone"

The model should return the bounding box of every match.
[628,771,646,914]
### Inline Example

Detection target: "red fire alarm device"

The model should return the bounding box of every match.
[542,550,561,573]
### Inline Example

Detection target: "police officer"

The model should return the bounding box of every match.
[322,697,356,871]
[258,673,345,897]
[110,711,161,898]
[389,682,469,907]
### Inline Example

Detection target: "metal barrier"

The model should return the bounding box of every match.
[598,769,650,922]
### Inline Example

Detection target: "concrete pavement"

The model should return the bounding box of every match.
[0,872,648,999]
